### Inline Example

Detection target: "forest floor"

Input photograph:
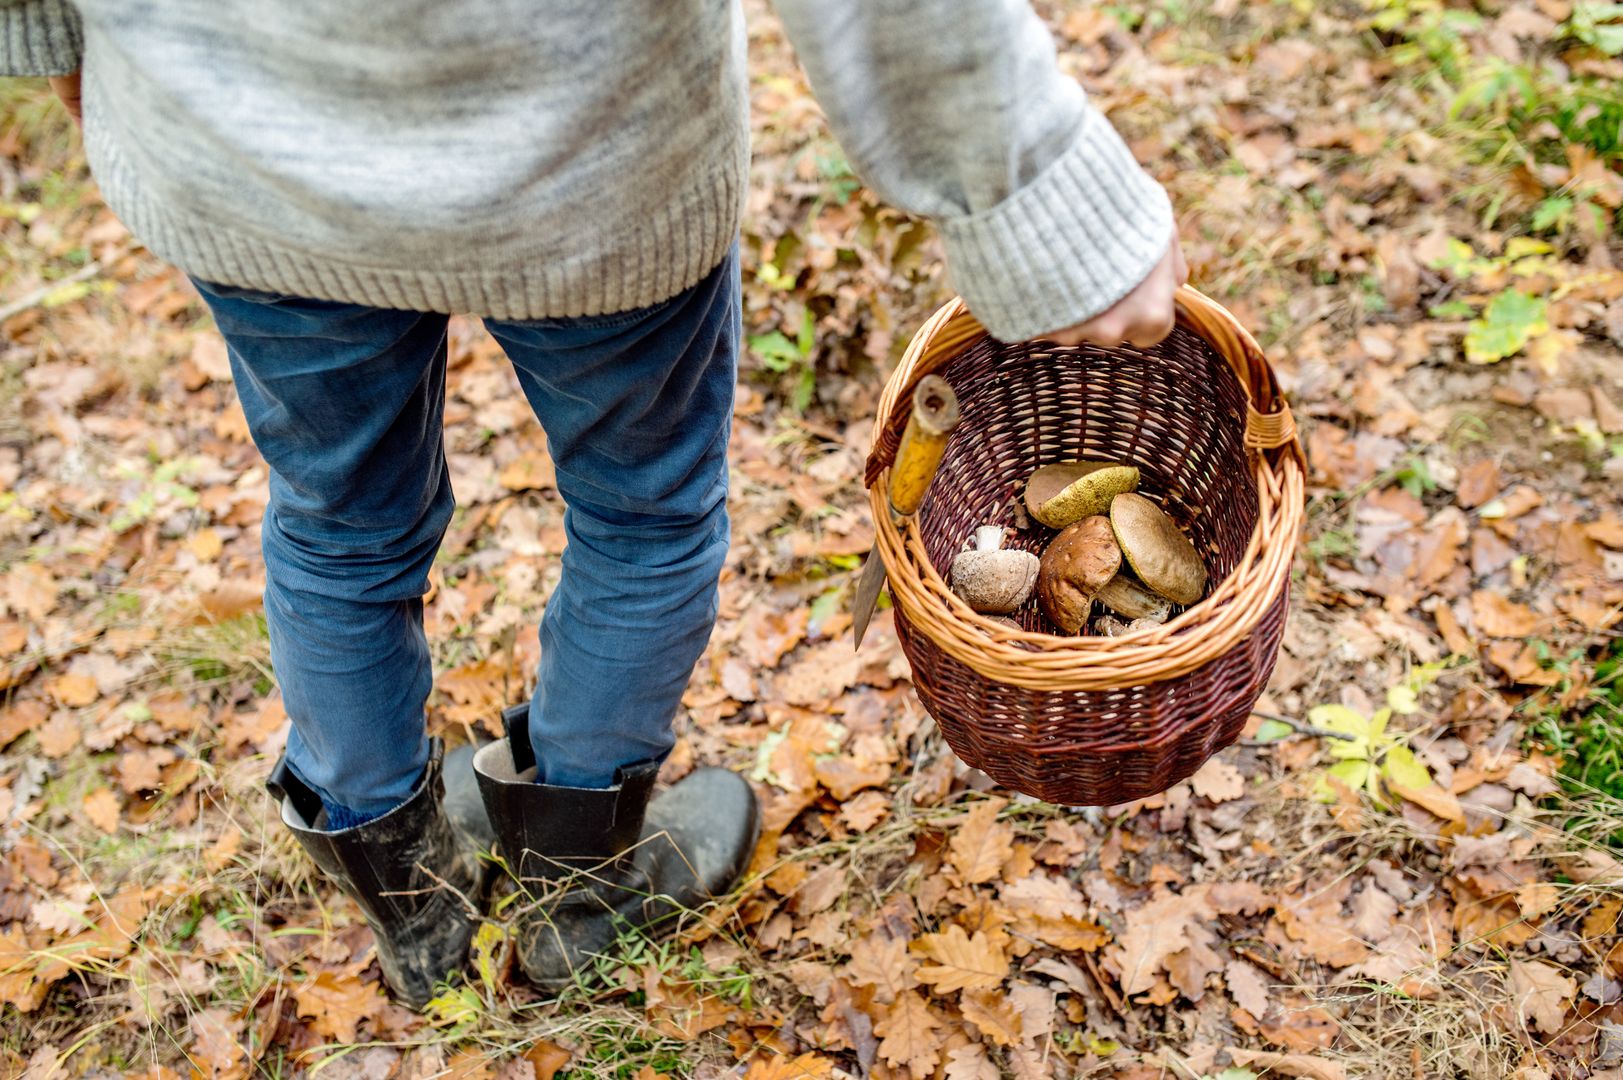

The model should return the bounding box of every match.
[4,1,1623,1078]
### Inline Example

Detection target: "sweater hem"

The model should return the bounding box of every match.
[89,132,748,320]
[0,0,83,76]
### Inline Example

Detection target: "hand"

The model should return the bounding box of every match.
[48,71,82,125]
[1044,238,1188,349]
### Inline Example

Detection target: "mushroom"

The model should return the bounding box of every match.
[1036,515,1122,634]
[951,526,1039,614]
[1108,492,1208,606]
[1025,461,1140,529]
[1094,614,1167,638]
[1095,572,1173,623]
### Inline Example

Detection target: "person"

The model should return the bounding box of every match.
[0,0,1188,1006]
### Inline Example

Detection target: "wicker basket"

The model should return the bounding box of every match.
[865,286,1305,806]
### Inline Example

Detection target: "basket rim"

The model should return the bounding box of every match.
[866,286,1307,692]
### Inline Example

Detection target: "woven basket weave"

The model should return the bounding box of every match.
[865,286,1305,805]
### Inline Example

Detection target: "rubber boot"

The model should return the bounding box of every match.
[268,738,486,1008]
[473,703,760,990]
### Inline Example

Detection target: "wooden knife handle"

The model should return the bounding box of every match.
[887,375,960,520]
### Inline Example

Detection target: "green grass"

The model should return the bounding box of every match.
[1530,637,1623,803]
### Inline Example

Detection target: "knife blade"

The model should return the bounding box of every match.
[853,374,961,648]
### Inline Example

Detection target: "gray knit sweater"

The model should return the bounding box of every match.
[0,0,1172,342]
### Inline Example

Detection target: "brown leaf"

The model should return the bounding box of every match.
[34,712,81,758]
[1189,757,1245,802]
[1349,884,1398,943]
[293,970,386,1043]
[948,798,1014,885]
[812,754,891,800]
[959,987,1023,1046]
[1456,459,1501,509]
[0,925,47,1013]
[496,450,556,493]
[1225,958,1271,1018]
[44,673,97,708]
[845,934,919,1003]
[1112,886,1210,995]
[4,565,58,622]
[742,1053,833,1080]
[83,788,120,834]
[872,990,943,1076]
[943,1043,1001,1080]
[912,925,1008,993]
[1508,959,1575,1035]
[1227,1049,1348,1080]
[189,1007,246,1077]
[523,1042,573,1080]
[1470,590,1542,638]
[839,789,890,832]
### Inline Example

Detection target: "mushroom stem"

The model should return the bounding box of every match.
[973,525,1007,552]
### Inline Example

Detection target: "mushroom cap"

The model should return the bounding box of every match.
[1095,572,1173,622]
[1025,461,1140,529]
[1109,492,1208,606]
[1036,515,1121,634]
[951,547,1040,615]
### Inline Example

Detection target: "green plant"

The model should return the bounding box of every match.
[748,309,818,413]
[1309,663,1448,806]
[1530,638,1623,802]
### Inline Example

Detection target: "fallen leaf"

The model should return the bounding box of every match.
[1112,886,1211,995]
[1189,757,1245,802]
[1508,959,1575,1035]
[959,987,1023,1046]
[1227,1049,1348,1080]
[742,1053,833,1080]
[189,1007,246,1077]
[943,1043,1001,1080]
[1225,958,1272,1018]
[912,925,1008,993]
[4,565,58,622]
[1472,591,1543,638]
[948,798,1014,885]
[522,1042,572,1080]
[845,934,918,1003]
[872,990,943,1076]
[82,788,120,834]
[293,970,386,1043]
[44,673,97,708]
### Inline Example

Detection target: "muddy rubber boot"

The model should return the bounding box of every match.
[473,703,760,991]
[268,738,486,1008]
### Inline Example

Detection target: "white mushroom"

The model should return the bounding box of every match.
[950,525,1040,614]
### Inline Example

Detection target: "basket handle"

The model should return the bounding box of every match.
[864,286,1298,490]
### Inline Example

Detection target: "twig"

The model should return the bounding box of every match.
[0,250,124,323]
[1250,710,1357,741]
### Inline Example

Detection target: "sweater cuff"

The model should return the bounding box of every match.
[1,0,82,77]
[940,108,1175,343]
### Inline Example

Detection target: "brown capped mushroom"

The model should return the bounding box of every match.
[1095,573,1173,623]
[1109,492,1208,606]
[1036,515,1121,634]
[951,525,1039,614]
[1025,461,1140,529]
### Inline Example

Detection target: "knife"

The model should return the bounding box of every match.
[852,374,961,648]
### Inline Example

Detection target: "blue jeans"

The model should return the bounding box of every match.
[194,251,739,828]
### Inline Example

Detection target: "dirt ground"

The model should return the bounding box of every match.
[3,1,1623,1077]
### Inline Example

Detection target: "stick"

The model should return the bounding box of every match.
[0,258,107,323]
[1249,710,1357,741]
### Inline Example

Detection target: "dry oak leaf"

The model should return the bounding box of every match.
[742,1052,833,1080]
[839,789,891,833]
[1259,997,1340,1052]
[1111,885,1211,996]
[82,788,120,834]
[960,987,1023,1046]
[1225,957,1272,1019]
[522,1041,573,1080]
[873,989,944,1077]
[0,925,47,1013]
[189,1006,247,1077]
[948,798,1014,885]
[1471,590,1543,638]
[846,933,919,1003]
[1227,1049,1348,1080]
[943,1043,1001,1080]
[1508,958,1575,1035]
[4,564,58,622]
[293,970,386,1043]
[912,925,1009,993]
[812,754,891,801]
[1189,757,1245,802]
[33,712,81,758]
